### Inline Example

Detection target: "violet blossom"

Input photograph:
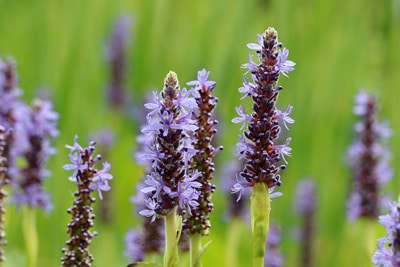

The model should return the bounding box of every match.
[346,89,392,221]
[232,27,295,199]
[61,135,113,266]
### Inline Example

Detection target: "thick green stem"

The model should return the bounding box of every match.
[190,233,202,267]
[23,207,37,267]
[164,207,180,267]
[250,183,270,267]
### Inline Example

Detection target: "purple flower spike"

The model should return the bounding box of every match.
[346,89,392,221]
[232,27,295,194]
[138,71,199,220]
[183,69,222,236]
[61,135,113,266]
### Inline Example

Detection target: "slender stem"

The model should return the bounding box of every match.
[23,207,37,267]
[250,183,270,267]
[190,233,202,267]
[164,207,179,267]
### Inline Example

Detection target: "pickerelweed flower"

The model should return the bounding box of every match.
[12,98,59,211]
[347,89,392,221]
[182,69,222,238]
[232,27,295,267]
[232,27,295,199]
[138,71,198,266]
[61,135,113,267]
[0,57,28,184]
[105,14,132,108]
[139,71,198,220]
[372,198,400,266]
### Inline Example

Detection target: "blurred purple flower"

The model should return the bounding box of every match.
[347,89,392,220]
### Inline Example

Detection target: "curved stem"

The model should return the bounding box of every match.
[23,207,37,267]
[251,183,270,267]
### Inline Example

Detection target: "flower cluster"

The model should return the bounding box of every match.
[105,15,132,108]
[183,69,222,236]
[347,90,392,220]
[138,71,199,221]
[372,199,400,266]
[12,98,59,211]
[231,27,295,200]
[61,135,113,266]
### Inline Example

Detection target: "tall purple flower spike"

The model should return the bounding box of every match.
[231,27,295,200]
[139,71,199,220]
[183,69,223,236]
[346,89,392,221]
[61,135,113,266]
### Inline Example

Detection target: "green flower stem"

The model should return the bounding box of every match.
[190,233,202,267]
[23,207,37,267]
[250,183,270,267]
[164,207,180,267]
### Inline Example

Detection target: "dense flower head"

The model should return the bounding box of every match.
[347,89,392,220]
[138,71,199,220]
[181,68,222,236]
[105,14,132,107]
[61,135,113,266]
[11,98,59,211]
[373,199,400,266]
[232,27,295,199]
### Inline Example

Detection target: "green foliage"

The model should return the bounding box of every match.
[0,0,399,266]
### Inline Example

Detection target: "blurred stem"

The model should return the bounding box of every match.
[226,219,242,267]
[190,233,202,267]
[364,219,377,262]
[23,207,37,267]
[164,207,179,267]
[251,183,270,267]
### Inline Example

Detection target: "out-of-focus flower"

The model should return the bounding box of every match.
[346,89,392,221]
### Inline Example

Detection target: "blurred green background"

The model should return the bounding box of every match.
[0,0,399,266]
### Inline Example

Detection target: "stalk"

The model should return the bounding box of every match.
[251,183,270,267]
